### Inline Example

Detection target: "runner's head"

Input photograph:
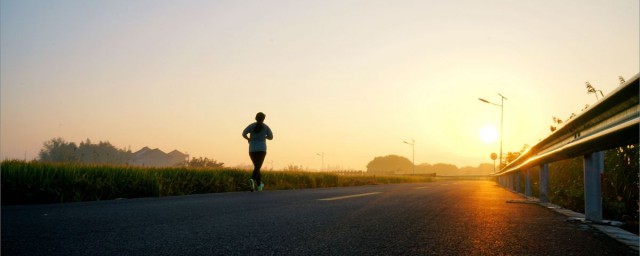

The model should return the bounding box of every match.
[255,112,266,123]
[253,112,266,133]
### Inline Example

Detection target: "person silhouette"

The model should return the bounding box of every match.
[242,112,273,192]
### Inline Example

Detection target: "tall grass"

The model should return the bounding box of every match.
[1,160,431,205]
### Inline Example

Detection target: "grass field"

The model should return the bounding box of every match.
[1,160,432,205]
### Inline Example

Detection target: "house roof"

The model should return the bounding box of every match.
[132,147,187,159]
[133,146,151,156]
[130,147,188,167]
[133,147,167,158]
[168,150,188,158]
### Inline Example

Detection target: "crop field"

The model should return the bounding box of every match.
[1,160,432,205]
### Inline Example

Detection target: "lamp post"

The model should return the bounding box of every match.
[403,139,415,175]
[316,152,324,171]
[479,93,507,168]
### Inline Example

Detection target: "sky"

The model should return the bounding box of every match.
[1,0,638,170]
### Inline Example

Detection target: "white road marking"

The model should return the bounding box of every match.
[318,192,382,201]
[414,186,430,189]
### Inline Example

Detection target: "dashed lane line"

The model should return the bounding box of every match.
[318,192,382,201]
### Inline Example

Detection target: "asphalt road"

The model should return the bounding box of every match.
[2,181,635,255]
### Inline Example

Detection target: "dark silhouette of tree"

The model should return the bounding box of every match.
[39,138,78,162]
[415,163,434,174]
[366,155,412,174]
[366,156,493,176]
[39,137,131,165]
[431,163,459,175]
[76,139,131,165]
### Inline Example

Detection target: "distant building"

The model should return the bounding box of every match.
[130,147,189,167]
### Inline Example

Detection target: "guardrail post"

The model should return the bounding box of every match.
[510,174,515,191]
[539,164,549,203]
[524,169,532,197]
[515,171,521,193]
[584,151,604,222]
[506,175,510,188]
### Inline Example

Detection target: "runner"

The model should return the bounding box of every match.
[242,112,273,192]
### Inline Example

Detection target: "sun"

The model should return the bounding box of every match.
[479,125,498,143]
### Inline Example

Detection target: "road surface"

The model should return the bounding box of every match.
[2,180,634,255]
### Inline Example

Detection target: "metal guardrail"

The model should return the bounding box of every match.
[497,73,639,175]
[493,73,639,222]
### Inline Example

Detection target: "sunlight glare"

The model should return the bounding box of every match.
[479,125,498,143]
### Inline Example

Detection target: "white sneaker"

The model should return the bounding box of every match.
[249,179,256,192]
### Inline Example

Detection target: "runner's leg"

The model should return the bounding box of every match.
[249,151,266,184]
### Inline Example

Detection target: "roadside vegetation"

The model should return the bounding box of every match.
[1,160,431,205]
[550,145,638,234]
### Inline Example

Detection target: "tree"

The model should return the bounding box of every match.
[415,163,434,174]
[39,137,131,165]
[366,155,412,174]
[39,137,78,162]
[366,157,494,176]
[76,139,131,165]
[431,163,459,175]
[499,144,529,169]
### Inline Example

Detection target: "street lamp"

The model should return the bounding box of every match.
[316,152,324,171]
[403,139,415,175]
[479,93,507,168]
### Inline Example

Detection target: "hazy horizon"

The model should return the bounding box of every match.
[2,0,638,170]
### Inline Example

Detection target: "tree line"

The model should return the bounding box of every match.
[366,155,494,176]
[37,137,223,168]
[39,138,131,165]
